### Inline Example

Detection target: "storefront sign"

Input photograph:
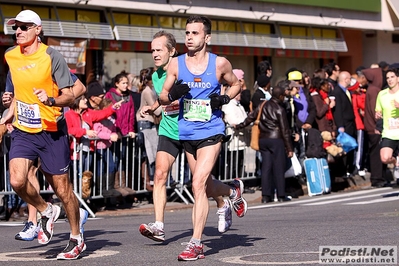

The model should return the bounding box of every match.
[48,38,87,74]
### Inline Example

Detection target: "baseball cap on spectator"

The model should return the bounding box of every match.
[348,77,360,91]
[288,70,302,81]
[257,75,270,88]
[7,10,42,26]
[233,69,244,80]
[378,61,389,69]
[86,82,105,98]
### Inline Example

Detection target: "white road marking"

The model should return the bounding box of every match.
[344,196,399,205]
[220,252,320,265]
[302,193,392,206]
[0,250,119,261]
[249,188,393,209]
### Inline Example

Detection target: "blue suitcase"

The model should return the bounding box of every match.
[304,158,331,196]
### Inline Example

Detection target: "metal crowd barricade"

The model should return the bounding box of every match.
[69,134,193,211]
[217,125,258,183]
[0,126,258,217]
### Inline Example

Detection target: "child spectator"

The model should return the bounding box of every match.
[94,98,135,196]
[65,95,122,197]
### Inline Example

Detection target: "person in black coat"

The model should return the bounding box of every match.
[331,71,356,177]
[235,85,294,203]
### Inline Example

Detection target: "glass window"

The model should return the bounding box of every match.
[254,23,271,34]
[130,14,152,26]
[312,28,337,38]
[313,28,321,38]
[0,4,21,18]
[77,10,100,22]
[23,6,50,19]
[242,22,254,33]
[159,16,173,28]
[56,8,75,21]
[113,12,129,25]
[322,29,336,39]
[280,25,311,37]
[173,17,186,29]
[280,25,290,36]
[291,26,307,37]
[211,20,217,31]
[217,20,236,32]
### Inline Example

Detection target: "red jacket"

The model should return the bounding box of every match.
[65,106,115,154]
[352,91,366,130]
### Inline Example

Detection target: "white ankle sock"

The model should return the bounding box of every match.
[154,221,164,229]
[41,204,52,217]
[71,234,82,244]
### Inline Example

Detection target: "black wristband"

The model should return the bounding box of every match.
[48,97,56,106]
[221,95,230,105]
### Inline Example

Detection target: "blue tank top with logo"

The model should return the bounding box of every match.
[177,53,225,140]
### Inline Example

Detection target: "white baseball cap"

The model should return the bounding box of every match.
[7,10,42,26]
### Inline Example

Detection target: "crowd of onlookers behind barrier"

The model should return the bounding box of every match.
[1,59,397,220]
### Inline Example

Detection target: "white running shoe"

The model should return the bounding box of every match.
[217,199,232,233]
[15,221,39,241]
[38,204,61,245]
[139,222,165,242]
[56,237,86,260]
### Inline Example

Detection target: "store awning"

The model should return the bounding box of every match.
[113,25,345,51]
[281,36,347,52]
[4,19,114,40]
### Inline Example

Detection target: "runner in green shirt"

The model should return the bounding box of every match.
[375,68,399,178]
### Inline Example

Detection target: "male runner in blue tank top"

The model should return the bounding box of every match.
[138,31,233,243]
[159,15,248,261]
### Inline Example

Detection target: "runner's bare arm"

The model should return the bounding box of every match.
[34,87,75,107]
[0,97,15,124]
[218,57,241,99]
[72,78,86,99]
[159,58,179,105]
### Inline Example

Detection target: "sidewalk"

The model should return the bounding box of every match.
[95,172,375,218]
[95,189,263,217]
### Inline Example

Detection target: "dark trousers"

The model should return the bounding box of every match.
[259,138,286,198]
[367,133,385,185]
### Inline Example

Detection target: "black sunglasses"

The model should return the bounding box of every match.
[12,25,35,31]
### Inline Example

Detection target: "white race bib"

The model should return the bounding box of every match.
[163,104,180,116]
[388,117,399,130]
[16,100,42,129]
[183,99,212,122]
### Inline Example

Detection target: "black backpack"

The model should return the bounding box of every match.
[305,128,326,158]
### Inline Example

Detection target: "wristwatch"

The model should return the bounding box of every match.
[48,97,56,106]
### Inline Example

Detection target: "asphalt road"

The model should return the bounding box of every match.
[0,186,398,265]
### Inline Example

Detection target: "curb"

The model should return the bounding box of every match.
[94,191,263,217]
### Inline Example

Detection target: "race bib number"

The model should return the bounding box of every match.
[163,104,180,116]
[183,99,212,122]
[16,100,42,129]
[388,117,399,130]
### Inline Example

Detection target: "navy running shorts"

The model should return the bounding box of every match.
[9,128,70,175]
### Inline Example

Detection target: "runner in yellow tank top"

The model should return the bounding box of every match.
[3,9,86,260]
